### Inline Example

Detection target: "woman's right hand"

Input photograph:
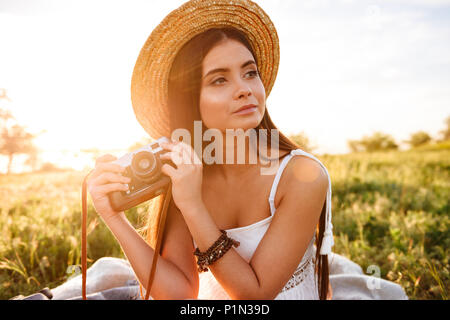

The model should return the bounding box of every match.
[86,154,131,221]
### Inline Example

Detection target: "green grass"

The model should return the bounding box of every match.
[0,148,448,299]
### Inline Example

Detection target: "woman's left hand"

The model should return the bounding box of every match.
[159,139,204,213]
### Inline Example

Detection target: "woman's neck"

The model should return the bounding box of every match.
[203,132,283,182]
[204,139,259,182]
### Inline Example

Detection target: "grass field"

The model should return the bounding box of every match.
[0,147,448,300]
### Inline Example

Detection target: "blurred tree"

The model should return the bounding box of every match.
[438,116,450,141]
[0,90,14,126]
[347,139,364,153]
[288,131,316,153]
[0,88,12,102]
[39,162,62,172]
[0,89,39,174]
[0,124,38,174]
[404,131,432,148]
[24,151,40,172]
[347,131,398,152]
[0,108,14,124]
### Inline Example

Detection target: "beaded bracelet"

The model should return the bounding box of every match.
[194,230,240,272]
[194,230,228,272]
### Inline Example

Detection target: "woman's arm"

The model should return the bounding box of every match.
[182,156,329,300]
[103,209,197,299]
[158,140,329,299]
[87,153,198,299]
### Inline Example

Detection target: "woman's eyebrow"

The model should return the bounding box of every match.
[203,60,256,79]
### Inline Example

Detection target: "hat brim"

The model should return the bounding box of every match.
[131,0,280,140]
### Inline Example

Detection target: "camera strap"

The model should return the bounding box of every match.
[81,171,171,300]
[81,171,91,300]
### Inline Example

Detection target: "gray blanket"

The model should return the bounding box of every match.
[45,253,408,300]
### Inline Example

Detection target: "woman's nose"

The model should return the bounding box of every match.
[234,81,252,99]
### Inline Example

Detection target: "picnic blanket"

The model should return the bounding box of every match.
[46,252,408,300]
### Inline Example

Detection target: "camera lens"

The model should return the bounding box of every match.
[138,158,151,170]
[130,151,160,182]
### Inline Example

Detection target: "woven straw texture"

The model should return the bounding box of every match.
[131,0,280,140]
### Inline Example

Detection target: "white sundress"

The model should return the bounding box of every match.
[195,148,333,300]
[49,147,408,300]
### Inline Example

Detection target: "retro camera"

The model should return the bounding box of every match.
[108,136,174,212]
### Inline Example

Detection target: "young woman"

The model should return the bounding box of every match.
[87,0,334,300]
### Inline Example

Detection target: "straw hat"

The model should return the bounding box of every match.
[131,0,280,140]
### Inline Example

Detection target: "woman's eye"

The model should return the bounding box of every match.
[212,77,226,85]
[211,71,259,86]
[247,70,259,77]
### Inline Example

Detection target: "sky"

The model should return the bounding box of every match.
[0,0,449,172]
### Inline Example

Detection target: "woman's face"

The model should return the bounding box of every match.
[199,39,266,132]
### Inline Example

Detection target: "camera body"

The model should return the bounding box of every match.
[108,136,174,212]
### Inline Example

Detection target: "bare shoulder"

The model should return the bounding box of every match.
[277,153,329,205]
[249,153,329,297]
[273,153,329,227]
[287,153,328,185]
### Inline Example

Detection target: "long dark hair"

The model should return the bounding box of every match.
[143,27,329,300]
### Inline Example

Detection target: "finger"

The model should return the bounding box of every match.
[95,154,117,165]
[90,162,125,180]
[161,141,191,165]
[161,151,185,166]
[172,143,193,165]
[173,141,192,162]
[159,152,173,162]
[161,163,177,179]
[96,162,126,173]
[177,141,201,165]
[92,172,131,186]
[90,183,129,197]
[160,141,174,151]
[160,152,179,169]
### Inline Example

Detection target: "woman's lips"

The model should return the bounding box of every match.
[233,106,257,115]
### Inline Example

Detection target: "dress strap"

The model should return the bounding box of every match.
[267,149,334,255]
[268,152,296,216]
[289,149,334,255]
